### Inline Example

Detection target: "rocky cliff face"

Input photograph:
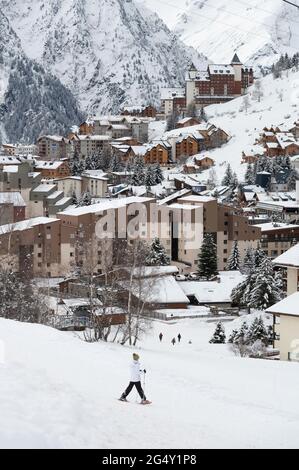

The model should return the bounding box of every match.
[0,0,206,114]
[0,11,83,143]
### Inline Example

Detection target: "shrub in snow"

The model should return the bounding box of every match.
[247,340,267,359]
[230,317,273,358]
[210,322,226,344]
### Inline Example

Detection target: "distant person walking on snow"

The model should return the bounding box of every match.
[119,353,150,404]
[171,338,176,346]
[178,333,182,343]
[159,332,163,342]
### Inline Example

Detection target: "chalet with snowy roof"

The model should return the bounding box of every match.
[185,54,254,108]
[176,117,201,129]
[241,145,265,164]
[79,120,95,135]
[144,142,171,165]
[34,160,70,180]
[183,155,215,174]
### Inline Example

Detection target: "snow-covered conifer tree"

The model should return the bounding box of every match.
[209,322,226,344]
[197,233,218,280]
[227,241,240,271]
[146,238,170,266]
[222,163,233,186]
[248,258,283,310]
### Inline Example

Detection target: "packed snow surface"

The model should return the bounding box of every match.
[1,317,299,449]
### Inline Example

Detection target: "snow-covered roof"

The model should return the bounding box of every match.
[177,117,199,125]
[55,197,72,207]
[160,88,185,100]
[0,192,26,207]
[127,275,190,305]
[58,196,154,216]
[32,184,57,193]
[0,217,58,235]
[208,64,234,75]
[266,292,299,317]
[158,189,191,206]
[2,165,19,173]
[0,157,22,165]
[74,135,111,141]
[47,191,64,200]
[273,244,299,268]
[178,195,216,203]
[124,266,179,278]
[253,222,299,232]
[181,271,245,304]
[35,161,65,170]
[131,145,148,156]
[38,135,65,142]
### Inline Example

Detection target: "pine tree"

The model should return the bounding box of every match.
[200,106,208,122]
[110,153,123,172]
[247,317,269,346]
[146,238,170,266]
[77,191,92,207]
[131,156,145,186]
[197,234,218,280]
[209,322,226,344]
[254,247,267,268]
[228,329,239,344]
[71,191,78,205]
[245,164,255,185]
[234,321,249,346]
[222,163,233,186]
[145,166,155,188]
[231,270,256,313]
[248,258,283,310]
[227,241,240,271]
[70,149,84,176]
[153,164,164,185]
[242,247,255,275]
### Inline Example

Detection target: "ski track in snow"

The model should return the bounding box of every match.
[1,317,299,449]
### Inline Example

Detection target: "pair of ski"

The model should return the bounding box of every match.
[118,398,152,405]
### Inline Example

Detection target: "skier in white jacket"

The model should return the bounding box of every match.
[119,353,149,404]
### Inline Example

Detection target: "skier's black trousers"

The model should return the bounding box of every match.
[123,381,146,400]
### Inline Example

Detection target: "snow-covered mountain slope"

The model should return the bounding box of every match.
[0,0,206,114]
[145,0,299,70]
[0,11,83,143]
[136,0,186,28]
[1,316,299,449]
[204,68,299,181]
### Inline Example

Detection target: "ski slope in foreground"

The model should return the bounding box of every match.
[1,316,299,449]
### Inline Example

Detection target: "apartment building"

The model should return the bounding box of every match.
[254,222,299,260]
[0,217,62,277]
[37,136,72,160]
